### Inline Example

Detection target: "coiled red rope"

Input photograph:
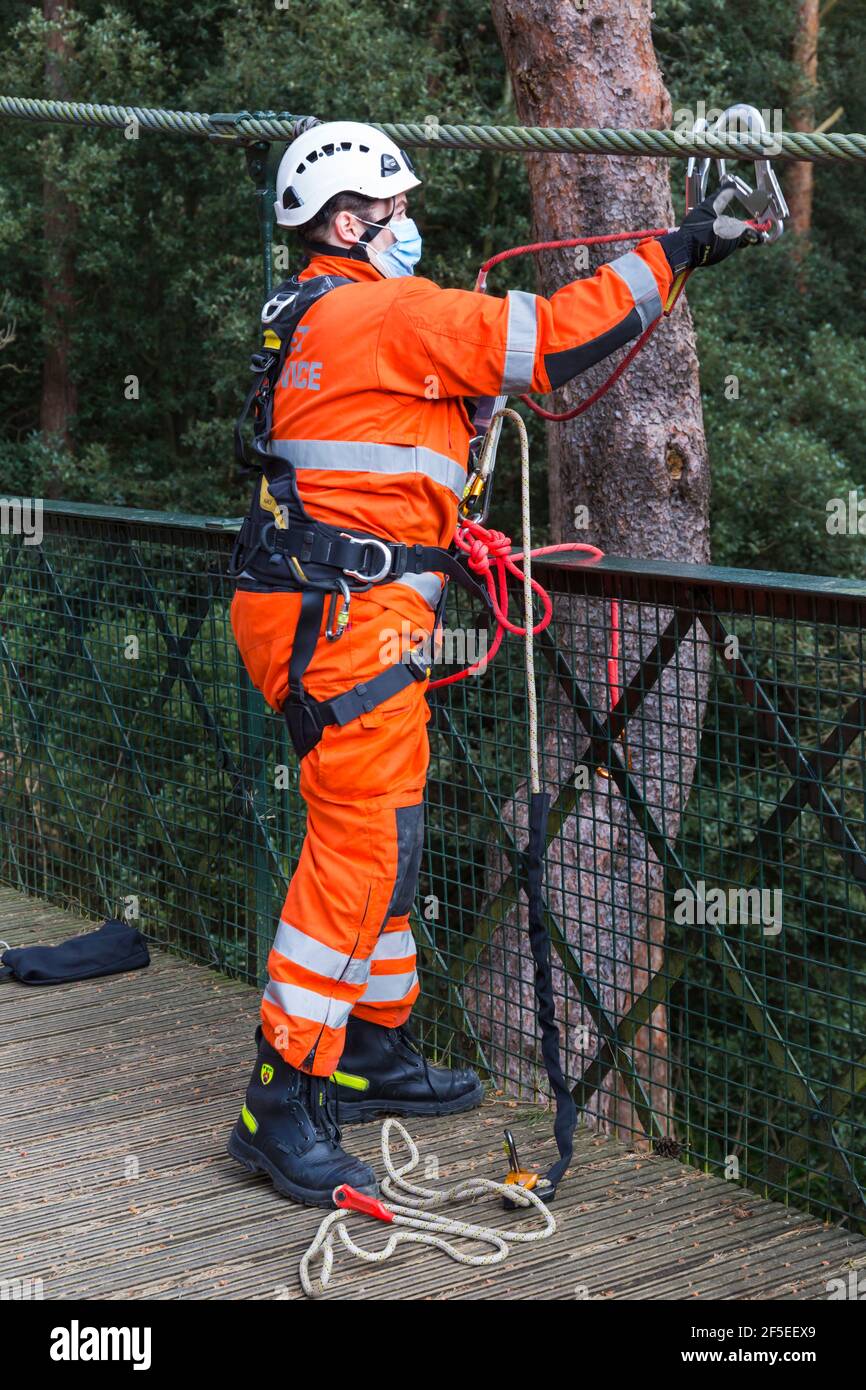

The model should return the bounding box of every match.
[428,519,603,689]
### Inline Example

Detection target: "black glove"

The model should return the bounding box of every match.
[659,182,764,274]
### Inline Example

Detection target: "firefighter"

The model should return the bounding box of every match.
[227,120,758,1207]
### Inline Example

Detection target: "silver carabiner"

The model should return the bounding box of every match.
[685,105,789,243]
[326,578,351,641]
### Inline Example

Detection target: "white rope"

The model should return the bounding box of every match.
[299,1118,555,1297]
[513,408,541,796]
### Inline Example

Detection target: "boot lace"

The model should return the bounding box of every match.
[306,1071,342,1144]
[393,1024,436,1098]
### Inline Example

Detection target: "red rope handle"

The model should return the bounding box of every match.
[520,322,659,420]
[478,227,675,421]
[473,229,671,291]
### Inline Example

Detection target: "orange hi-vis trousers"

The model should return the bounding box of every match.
[231,586,430,1077]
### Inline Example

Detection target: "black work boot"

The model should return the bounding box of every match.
[331,1016,484,1124]
[227,1028,378,1207]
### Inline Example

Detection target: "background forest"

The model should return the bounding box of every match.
[1,0,865,576]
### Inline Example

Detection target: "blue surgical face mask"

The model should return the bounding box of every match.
[357,214,422,276]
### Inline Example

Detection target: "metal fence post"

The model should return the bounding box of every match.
[236,144,280,979]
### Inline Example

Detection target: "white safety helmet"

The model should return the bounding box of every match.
[274,120,421,228]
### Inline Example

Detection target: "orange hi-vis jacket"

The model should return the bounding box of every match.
[242,238,674,631]
[231,237,674,1076]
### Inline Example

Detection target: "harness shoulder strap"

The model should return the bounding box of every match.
[234,274,353,471]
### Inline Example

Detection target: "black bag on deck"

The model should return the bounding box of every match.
[0,918,150,985]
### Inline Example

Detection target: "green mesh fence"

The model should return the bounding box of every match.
[1,502,864,1228]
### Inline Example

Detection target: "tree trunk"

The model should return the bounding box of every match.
[788,0,819,241]
[466,0,710,1142]
[40,0,78,448]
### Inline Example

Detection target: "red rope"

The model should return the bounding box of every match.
[472,229,670,292]
[521,322,659,420]
[428,522,603,690]
[438,219,771,709]
[432,226,692,697]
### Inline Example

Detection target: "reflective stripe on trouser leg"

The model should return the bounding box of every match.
[254,595,432,1074]
[350,914,421,1025]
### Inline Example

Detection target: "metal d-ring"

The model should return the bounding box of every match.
[341,535,392,584]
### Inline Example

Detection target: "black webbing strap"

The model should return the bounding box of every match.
[288,588,326,696]
[525,790,578,1191]
[284,646,431,760]
[266,528,489,608]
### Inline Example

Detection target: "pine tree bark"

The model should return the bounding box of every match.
[788,0,819,240]
[465,0,711,1141]
[40,0,78,448]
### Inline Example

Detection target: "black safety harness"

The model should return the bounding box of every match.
[229,270,490,758]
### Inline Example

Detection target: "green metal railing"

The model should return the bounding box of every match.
[1,501,864,1228]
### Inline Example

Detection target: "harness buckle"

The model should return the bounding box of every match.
[340,534,393,585]
[250,348,277,374]
[259,520,277,555]
[404,643,432,682]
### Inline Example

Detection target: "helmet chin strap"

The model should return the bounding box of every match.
[351,198,398,277]
[355,197,396,245]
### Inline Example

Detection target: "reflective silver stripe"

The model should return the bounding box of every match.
[608,251,663,330]
[394,571,443,609]
[372,928,416,962]
[357,969,418,1004]
[272,919,369,985]
[263,980,354,1030]
[501,290,538,393]
[270,439,466,501]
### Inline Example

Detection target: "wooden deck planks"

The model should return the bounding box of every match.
[1,886,864,1302]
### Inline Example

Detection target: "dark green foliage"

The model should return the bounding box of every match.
[3,0,862,570]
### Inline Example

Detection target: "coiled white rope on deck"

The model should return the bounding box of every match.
[299,1118,556,1297]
